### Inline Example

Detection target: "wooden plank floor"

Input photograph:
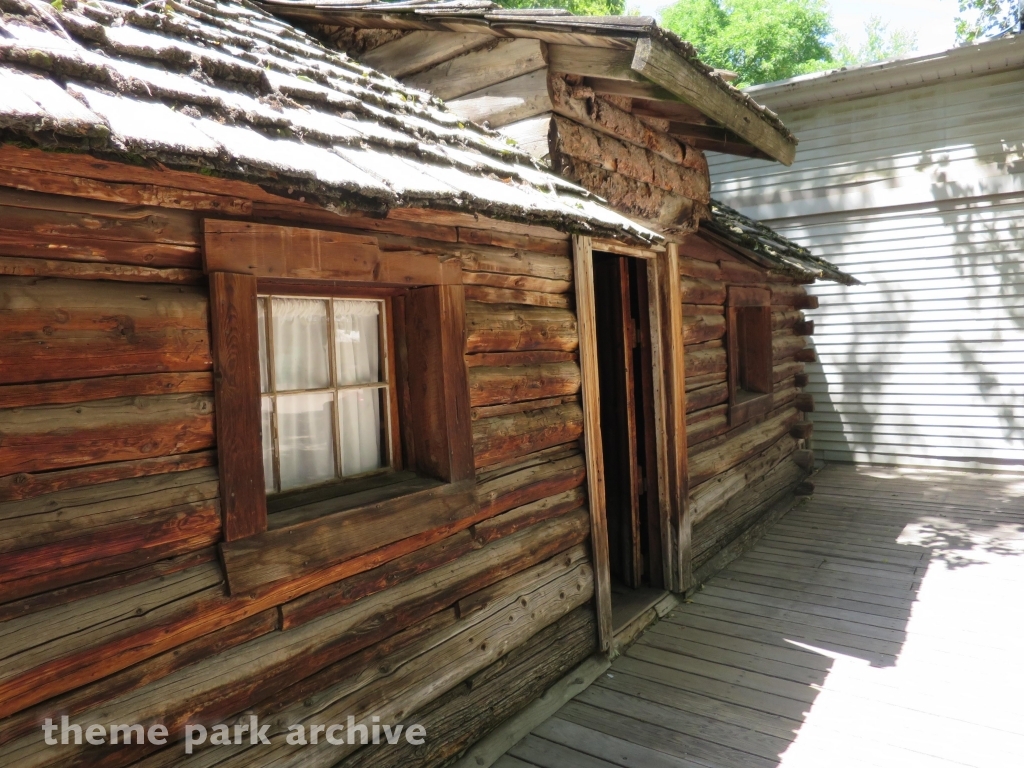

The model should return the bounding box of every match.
[498,463,1024,768]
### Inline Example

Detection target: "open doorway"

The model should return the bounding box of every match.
[592,250,667,635]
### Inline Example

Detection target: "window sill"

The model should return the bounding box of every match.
[220,477,477,595]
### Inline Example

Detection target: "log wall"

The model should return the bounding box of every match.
[0,165,596,768]
[679,234,813,573]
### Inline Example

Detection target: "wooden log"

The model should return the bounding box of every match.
[682,313,726,344]
[0,372,212,410]
[473,402,584,469]
[688,408,802,486]
[792,448,814,470]
[337,605,596,768]
[500,113,554,159]
[465,350,577,369]
[0,393,214,476]
[473,487,586,546]
[688,434,798,525]
[794,372,809,388]
[0,466,219,556]
[794,480,815,496]
[681,277,726,305]
[472,394,577,421]
[773,360,805,385]
[0,277,212,384]
[794,294,819,310]
[679,257,721,281]
[0,450,216,504]
[772,333,807,360]
[466,302,579,353]
[0,547,216,619]
[464,285,571,308]
[449,70,553,128]
[795,348,817,363]
[362,31,493,78]
[407,38,548,101]
[685,371,726,392]
[683,346,726,377]
[476,453,586,518]
[0,608,277,749]
[457,246,571,281]
[685,404,727,445]
[772,309,804,331]
[468,362,580,407]
[685,381,728,413]
[221,480,476,594]
[0,255,203,284]
[790,421,814,440]
[462,270,570,294]
[794,319,815,335]
[718,259,766,284]
[795,393,815,413]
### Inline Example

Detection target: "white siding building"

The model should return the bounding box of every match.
[709,34,1024,471]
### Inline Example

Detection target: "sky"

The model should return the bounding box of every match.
[628,0,963,58]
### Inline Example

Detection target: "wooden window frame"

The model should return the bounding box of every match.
[205,220,475,594]
[726,286,773,426]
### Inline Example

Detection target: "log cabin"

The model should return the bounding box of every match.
[0,0,853,766]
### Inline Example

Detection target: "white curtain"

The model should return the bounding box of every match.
[277,392,336,490]
[272,298,330,391]
[335,300,382,475]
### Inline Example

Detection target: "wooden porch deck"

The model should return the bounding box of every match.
[497,463,1024,768]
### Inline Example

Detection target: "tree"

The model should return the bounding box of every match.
[833,17,918,68]
[955,0,1022,43]
[659,0,833,87]
[492,0,624,16]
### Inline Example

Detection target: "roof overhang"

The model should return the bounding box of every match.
[260,1,798,165]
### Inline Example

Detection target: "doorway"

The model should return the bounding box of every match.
[592,251,667,634]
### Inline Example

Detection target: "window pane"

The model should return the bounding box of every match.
[272,298,330,391]
[257,298,269,394]
[261,396,275,492]
[338,387,383,476]
[334,299,381,385]
[277,392,336,490]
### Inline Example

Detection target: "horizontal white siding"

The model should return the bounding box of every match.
[710,67,1024,471]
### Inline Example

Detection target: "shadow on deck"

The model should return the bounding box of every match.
[498,463,1024,768]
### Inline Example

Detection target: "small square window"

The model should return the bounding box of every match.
[727,286,773,424]
[257,294,394,493]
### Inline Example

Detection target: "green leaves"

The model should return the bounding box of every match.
[492,0,626,16]
[955,0,1020,44]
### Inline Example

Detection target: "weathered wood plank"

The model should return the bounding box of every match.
[449,70,554,128]
[473,403,585,469]
[466,302,579,353]
[407,38,548,100]
[0,372,212,410]
[362,31,494,78]
[466,284,572,308]
[469,362,581,406]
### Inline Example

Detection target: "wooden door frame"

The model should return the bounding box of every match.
[574,237,692,652]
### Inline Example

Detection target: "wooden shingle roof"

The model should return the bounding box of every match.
[0,0,660,242]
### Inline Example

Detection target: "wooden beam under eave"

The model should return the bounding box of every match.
[631,38,797,165]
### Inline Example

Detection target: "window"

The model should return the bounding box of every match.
[726,286,773,424]
[256,295,396,493]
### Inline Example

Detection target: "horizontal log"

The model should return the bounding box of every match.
[719,260,767,284]
[221,480,477,594]
[685,381,728,413]
[469,362,581,407]
[0,277,212,384]
[689,434,798,525]
[472,487,586,546]
[472,394,578,421]
[683,313,726,345]
[0,546,216,617]
[457,245,572,280]
[679,257,721,281]
[683,346,726,377]
[794,372,809,388]
[462,270,571,294]
[466,302,579,353]
[685,371,726,391]
[473,402,584,469]
[795,393,815,412]
[476,452,586,518]
[362,30,493,79]
[769,284,809,305]
[772,334,807,360]
[772,309,803,331]
[794,319,814,335]
[0,255,202,284]
[0,450,216,504]
[0,372,212,410]
[773,360,805,384]
[791,421,814,440]
[0,466,219,555]
[686,404,727,445]
[0,393,215,476]
[465,350,577,368]
[689,408,803,486]
[681,277,726,305]
[458,229,571,260]
[465,284,571,308]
